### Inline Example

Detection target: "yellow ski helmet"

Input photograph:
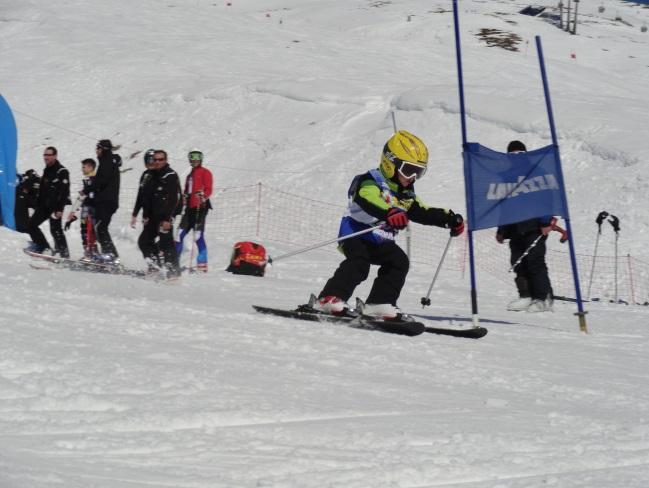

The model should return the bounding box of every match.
[379,130,429,181]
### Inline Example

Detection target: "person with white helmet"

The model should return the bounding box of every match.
[314,130,465,320]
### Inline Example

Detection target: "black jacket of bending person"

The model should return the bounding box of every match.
[142,164,181,223]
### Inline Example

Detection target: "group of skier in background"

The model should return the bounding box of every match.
[16,140,213,279]
[15,131,554,317]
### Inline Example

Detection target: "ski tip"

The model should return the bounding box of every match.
[423,325,488,339]
[468,327,489,339]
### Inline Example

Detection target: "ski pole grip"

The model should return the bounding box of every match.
[596,210,609,226]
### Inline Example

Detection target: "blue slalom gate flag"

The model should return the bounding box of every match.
[463,143,568,231]
[0,94,18,230]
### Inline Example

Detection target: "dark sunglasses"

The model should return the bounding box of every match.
[153,157,166,162]
[43,153,55,157]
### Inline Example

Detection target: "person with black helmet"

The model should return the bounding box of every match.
[496,140,554,312]
[138,150,182,278]
[314,130,464,320]
[86,139,121,262]
[25,146,71,256]
[131,149,157,229]
[14,169,40,233]
[175,150,213,272]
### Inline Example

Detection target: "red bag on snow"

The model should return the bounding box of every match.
[226,241,267,277]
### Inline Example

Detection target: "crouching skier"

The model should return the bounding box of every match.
[314,130,465,320]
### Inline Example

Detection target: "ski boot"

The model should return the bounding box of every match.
[311,295,350,316]
[357,299,415,322]
[507,296,532,311]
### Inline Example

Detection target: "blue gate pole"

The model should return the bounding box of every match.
[453,0,480,327]
[535,36,588,333]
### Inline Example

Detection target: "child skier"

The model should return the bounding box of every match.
[65,158,98,257]
[314,130,465,320]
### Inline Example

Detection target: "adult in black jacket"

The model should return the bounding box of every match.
[496,141,554,312]
[27,147,71,256]
[138,150,182,277]
[130,149,156,228]
[89,139,121,259]
[15,169,40,233]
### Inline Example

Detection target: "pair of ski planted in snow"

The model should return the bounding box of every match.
[254,296,488,339]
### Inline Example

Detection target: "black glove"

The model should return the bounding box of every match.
[448,212,465,237]
[596,211,609,226]
[608,215,620,233]
[64,215,78,231]
[386,208,409,230]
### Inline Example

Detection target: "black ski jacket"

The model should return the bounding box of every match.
[92,151,121,206]
[142,164,181,222]
[497,216,553,240]
[37,161,71,213]
[16,170,40,209]
[132,169,155,217]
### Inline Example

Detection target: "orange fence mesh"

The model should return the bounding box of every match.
[94,182,649,305]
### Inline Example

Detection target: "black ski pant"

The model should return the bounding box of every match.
[319,238,409,306]
[94,202,118,257]
[27,207,68,256]
[510,233,552,300]
[138,219,179,273]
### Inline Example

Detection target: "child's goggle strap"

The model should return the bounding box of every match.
[397,160,427,179]
[188,151,203,161]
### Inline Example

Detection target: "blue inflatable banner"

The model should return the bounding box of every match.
[0,94,18,230]
[463,142,568,231]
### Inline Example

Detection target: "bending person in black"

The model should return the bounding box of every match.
[15,169,40,233]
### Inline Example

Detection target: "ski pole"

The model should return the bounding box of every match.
[509,217,557,273]
[609,215,620,302]
[268,224,384,264]
[509,234,543,273]
[421,234,453,307]
[586,211,608,299]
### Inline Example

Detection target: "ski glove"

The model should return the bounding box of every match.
[596,211,609,226]
[386,208,409,230]
[64,214,77,231]
[449,213,465,237]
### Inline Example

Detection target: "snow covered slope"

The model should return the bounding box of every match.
[1,1,649,486]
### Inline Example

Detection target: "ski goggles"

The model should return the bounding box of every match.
[396,160,427,180]
[188,151,203,161]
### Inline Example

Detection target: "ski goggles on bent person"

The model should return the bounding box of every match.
[188,151,203,162]
[396,159,427,180]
